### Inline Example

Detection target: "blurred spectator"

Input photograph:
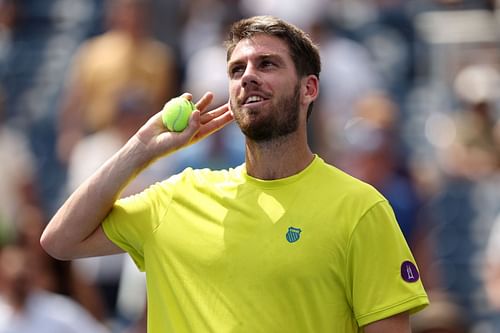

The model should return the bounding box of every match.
[353,1,417,104]
[419,59,500,329]
[326,1,417,102]
[57,0,177,164]
[342,93,421,241]
[0,0,18,67]
[13,205,109,324]
[176,11,245,173]
[439,64,500,180]
[66,90,156,325]
[0,0,101,218]
[239,0,328,31]
[66,89,154,196]
[411,291,469,333]
[309,19,382,165]
[495,118,500,157]
[337,92,441,290]
[485,213,500,312]
[0,87,39,245]
[179,0,241,62]
[0,244,109,333]
[472,125,500,331]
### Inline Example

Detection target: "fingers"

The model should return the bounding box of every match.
[159,92,232,138]
[170,91,214,113]
[199,103,230,125]
[180,92,193,101]
[194,108,234,140]
[194,92,214,113]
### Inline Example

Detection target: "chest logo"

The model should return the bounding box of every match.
[286,227,302,243]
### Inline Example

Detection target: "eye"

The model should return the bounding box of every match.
[230,65,245,78]
[261,60,275,68]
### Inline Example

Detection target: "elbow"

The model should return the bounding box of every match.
[39,228,73,261]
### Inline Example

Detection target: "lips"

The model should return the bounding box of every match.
[245,95,264,104]
[242,93,269,106]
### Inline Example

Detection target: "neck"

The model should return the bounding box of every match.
[244,131,314,180]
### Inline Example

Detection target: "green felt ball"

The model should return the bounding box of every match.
[161,97,196,132]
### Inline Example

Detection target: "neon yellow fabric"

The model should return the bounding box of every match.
[103,155,428,332]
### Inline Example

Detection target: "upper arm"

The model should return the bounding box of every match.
[76,225,125,258]
[41,222,124,261]
[348,201,429,325]
[363,312,410,333]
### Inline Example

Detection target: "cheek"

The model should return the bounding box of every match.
[228,82,239,100]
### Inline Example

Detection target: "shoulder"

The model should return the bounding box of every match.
[75,33,112,56]
[312,157,385,205]
[147,38,174,55]
[69,34,115,70]
[140,38,175,66]
[163,165,245,189]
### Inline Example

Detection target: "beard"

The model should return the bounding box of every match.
[231,83,301,142]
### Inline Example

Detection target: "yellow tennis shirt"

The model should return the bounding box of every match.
[103,155,429,332]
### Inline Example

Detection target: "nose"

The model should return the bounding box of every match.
[241,64,261,88]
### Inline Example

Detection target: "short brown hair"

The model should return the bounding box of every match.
[225,16,321,80]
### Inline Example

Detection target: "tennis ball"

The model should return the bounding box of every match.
[161,97,196,132]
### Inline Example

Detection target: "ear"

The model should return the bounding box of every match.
[301,75,319,106]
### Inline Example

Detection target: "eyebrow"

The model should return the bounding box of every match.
[227,53,286,71]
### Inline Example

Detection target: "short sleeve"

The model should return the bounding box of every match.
[102,181,172,271]
[346,200,429,327]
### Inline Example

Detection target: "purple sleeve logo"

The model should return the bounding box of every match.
[401,261,420,283]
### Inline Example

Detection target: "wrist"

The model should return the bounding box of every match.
[120,136,157,175]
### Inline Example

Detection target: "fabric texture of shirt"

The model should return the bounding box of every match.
[103,155,429,332]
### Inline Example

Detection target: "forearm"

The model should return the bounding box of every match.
[41,136,153,259]
[41,92,233,260]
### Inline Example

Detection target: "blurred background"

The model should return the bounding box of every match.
[0,0,499,332]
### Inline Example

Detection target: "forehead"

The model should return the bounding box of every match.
[228,34,292,63]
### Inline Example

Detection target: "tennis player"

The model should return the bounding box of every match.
[42,15,429,332]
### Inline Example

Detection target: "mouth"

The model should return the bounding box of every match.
[242,94,269,107]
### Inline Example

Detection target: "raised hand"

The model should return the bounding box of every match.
[134,92,234,162]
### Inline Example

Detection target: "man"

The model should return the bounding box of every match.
[57,0,176,163]
[0,245,109,333]
[41,16,429,332]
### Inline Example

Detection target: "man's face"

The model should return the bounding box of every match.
[228,34,302,142]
